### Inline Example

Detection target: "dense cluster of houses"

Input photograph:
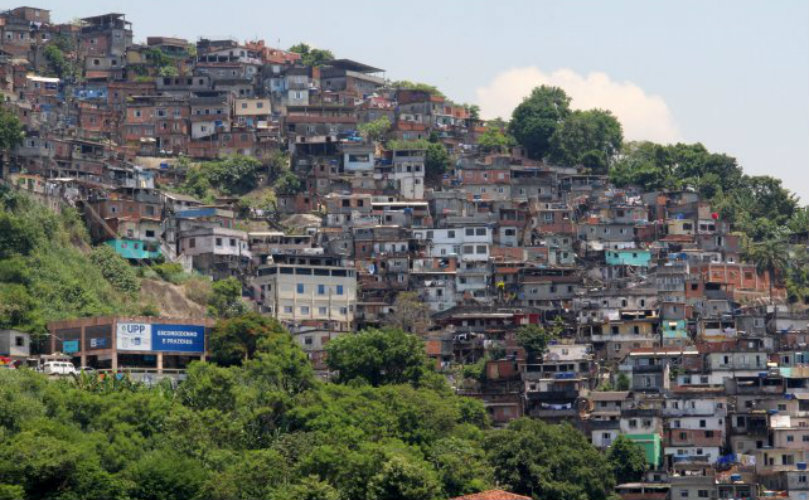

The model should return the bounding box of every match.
[2,7,809,500]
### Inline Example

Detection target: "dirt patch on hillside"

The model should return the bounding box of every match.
[139,279,207,319]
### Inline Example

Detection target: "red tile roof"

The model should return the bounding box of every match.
[450,490,532,500]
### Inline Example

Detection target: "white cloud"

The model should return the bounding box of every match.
[476,67,682,144]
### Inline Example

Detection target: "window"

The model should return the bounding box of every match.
[215,237,222,246]
[283,306,293,314]
[699,419,706,428]
[189,238,196,248]
[466,228,474,236]
[300,306,309,315]
[698,490,709,498]
[447,230,455,238]
[476,245,486,254]
[787,435,794,442]
[476,228,486,236]
[318,306,327,315]
[297,283,304,294]
[15,336,24,347]
[680,490,689,498]
[317,284,325,295]
[336,285,344,295]
[304,336,313,345]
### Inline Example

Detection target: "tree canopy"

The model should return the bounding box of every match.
[0,105,24,152]
[477,124,516,154]
[288,43,335,67]
[325,327,433,387]
[548,109,623,173]
[485,418,616,500]
[508,85,571,160]
[607,435,648,485]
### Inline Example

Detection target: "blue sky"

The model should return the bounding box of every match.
[33,0,809,202]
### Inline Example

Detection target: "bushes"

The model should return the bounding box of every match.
[90,245,140,293]
[0,191,139,332]
[150,262,186,285]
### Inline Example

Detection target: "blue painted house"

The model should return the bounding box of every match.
[606,249,652,267]
[106,238,161,261]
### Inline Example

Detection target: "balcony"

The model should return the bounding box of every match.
[588,419,620,430]
[525,390,580,401]
[632,364,665,374]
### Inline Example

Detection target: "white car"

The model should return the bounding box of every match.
[41,361,78,376]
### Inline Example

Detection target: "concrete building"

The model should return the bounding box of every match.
[255,253,357,330]
[47,316,214,372]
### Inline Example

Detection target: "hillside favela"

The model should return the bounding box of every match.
[0,3,808,500]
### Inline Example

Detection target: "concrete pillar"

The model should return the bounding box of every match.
[80,326,86,368]
[156,353,163,373]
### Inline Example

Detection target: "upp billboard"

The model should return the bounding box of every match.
[116,323,205,353]
[117,323,152,351]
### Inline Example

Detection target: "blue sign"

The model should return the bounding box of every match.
[151,324,205,353]
[89,337,107,349]
[63,340,80,354]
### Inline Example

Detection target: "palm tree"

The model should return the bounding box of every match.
[745,237,789,304]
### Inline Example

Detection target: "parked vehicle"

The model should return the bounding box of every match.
[41,361,78,376]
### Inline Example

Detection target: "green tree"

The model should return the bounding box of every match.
[425,142,450,184]
[273,170,303,195]
[90,245,140,293]
[289,43,335,67]
[43,44,75,79]
[607,435,648,484]
[207,276,248,318]
[467,105,481,122]
[0,105,23,153]
[477,125,515,154]
[325,328,432,386]
[124,450,205,500]
[0,484,24,500]
[273,476,340,500]
[515,322,560,361]
[745,236,789,304]
[392,81,445,98]
[368,455,443,500]
[209,312,285,366]
[182,155,263,198]
[616,372,631,391]
[358,116,392,142]
[485,418,616,500]
[549,109,623,173]
[508,86,571,160]
[427,436,493,497]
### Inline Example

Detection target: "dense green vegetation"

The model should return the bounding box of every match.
[179,153,299,205]
[288,43,335,67]
[508,86,623,173]
[0,187,139,334]
[0,321,639,500]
